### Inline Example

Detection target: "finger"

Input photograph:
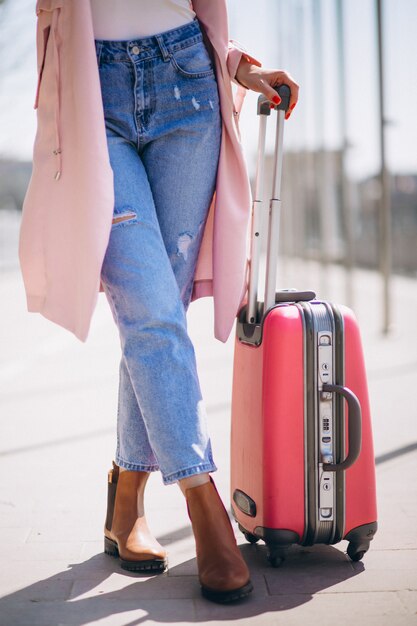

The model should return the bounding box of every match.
[285,78,299,110]
[258,78,282,105]
[285,101,297,120]
[273,73,299,111]
[276,82,298,119]
[285,100,298,120]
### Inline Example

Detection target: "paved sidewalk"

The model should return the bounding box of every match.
[0,261,416,625]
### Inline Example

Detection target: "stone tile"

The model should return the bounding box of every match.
[162,541,198,576]
[372,457,417,551]
[329,567,417,594]
[27,525,100,544]
[69,572,199,601]
[149,519,194,545]
[0,527,31,544]
[0,541,83,562]
[0,593,412,626]
[0,598,197,626]
[370,525,417,551]
[265,552,417,595]
[263,544,358,596]
[79,541,106,560]
[0,555,134,604]
[0,561,72,584]
[265,546,417,595]
[0,560,99,589]
[0,579,73,602]
[397,590,417,614]
[192,591,410,625]
[354,549,417,571]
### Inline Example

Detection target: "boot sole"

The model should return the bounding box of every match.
[104,536,168,573]
[201,580,253,603]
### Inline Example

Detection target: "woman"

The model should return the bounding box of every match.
[19,0,298,604]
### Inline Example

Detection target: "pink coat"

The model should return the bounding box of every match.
[19,0,261,343]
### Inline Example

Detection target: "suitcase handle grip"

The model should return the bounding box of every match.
[322,383,362,472]
[257,84,291,115]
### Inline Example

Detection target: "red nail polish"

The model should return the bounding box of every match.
[290,103,296,110]
[270,103,275,109]
[273,95,281,104]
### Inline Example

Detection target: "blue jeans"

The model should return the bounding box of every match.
[95,19,221,485]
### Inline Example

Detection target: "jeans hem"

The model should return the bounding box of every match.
[116,457,160,472]
[162,462,218,486]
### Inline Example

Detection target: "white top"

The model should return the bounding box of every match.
[90,0,196,40]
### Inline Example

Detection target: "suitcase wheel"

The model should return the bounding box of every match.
[268,554,284,568]
[345,522,377,562]
[266,544,288,568]
[238,524,260,544]
[347,543,367,562]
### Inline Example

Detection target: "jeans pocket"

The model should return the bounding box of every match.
[169,40,214,79]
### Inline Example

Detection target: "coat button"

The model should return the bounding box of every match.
[131,45,140,54]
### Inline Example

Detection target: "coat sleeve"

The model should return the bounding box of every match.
[227,39,262,88]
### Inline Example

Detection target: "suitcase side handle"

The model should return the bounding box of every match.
[322,383,362,472]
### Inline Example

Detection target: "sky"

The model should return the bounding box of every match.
[0,0,416,182]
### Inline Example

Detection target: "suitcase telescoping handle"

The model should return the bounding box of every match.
[322,383,362,471]
[246,85,290,325]
[247,85,290,324]
[246,85,315,325]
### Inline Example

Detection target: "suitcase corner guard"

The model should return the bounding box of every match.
[237,289,316,346]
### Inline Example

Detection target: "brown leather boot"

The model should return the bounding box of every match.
[104,461,167,572]
[185,477,253,603]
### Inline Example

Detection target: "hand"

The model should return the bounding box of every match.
[235,57,299,119]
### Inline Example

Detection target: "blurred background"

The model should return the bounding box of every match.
[0,0,416,333]
[229,0,417,333]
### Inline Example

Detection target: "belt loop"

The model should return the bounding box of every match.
[155,34,170,62]
[95,40,103,67]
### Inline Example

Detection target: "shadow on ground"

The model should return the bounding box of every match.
[0,541,364,625]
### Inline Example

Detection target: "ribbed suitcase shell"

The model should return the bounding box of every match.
[230,301,378,563]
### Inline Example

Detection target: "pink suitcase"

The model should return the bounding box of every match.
[230,87,378,566]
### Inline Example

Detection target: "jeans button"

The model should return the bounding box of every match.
[131,45,140,55]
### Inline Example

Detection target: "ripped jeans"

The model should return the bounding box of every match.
[95,18,222,485]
